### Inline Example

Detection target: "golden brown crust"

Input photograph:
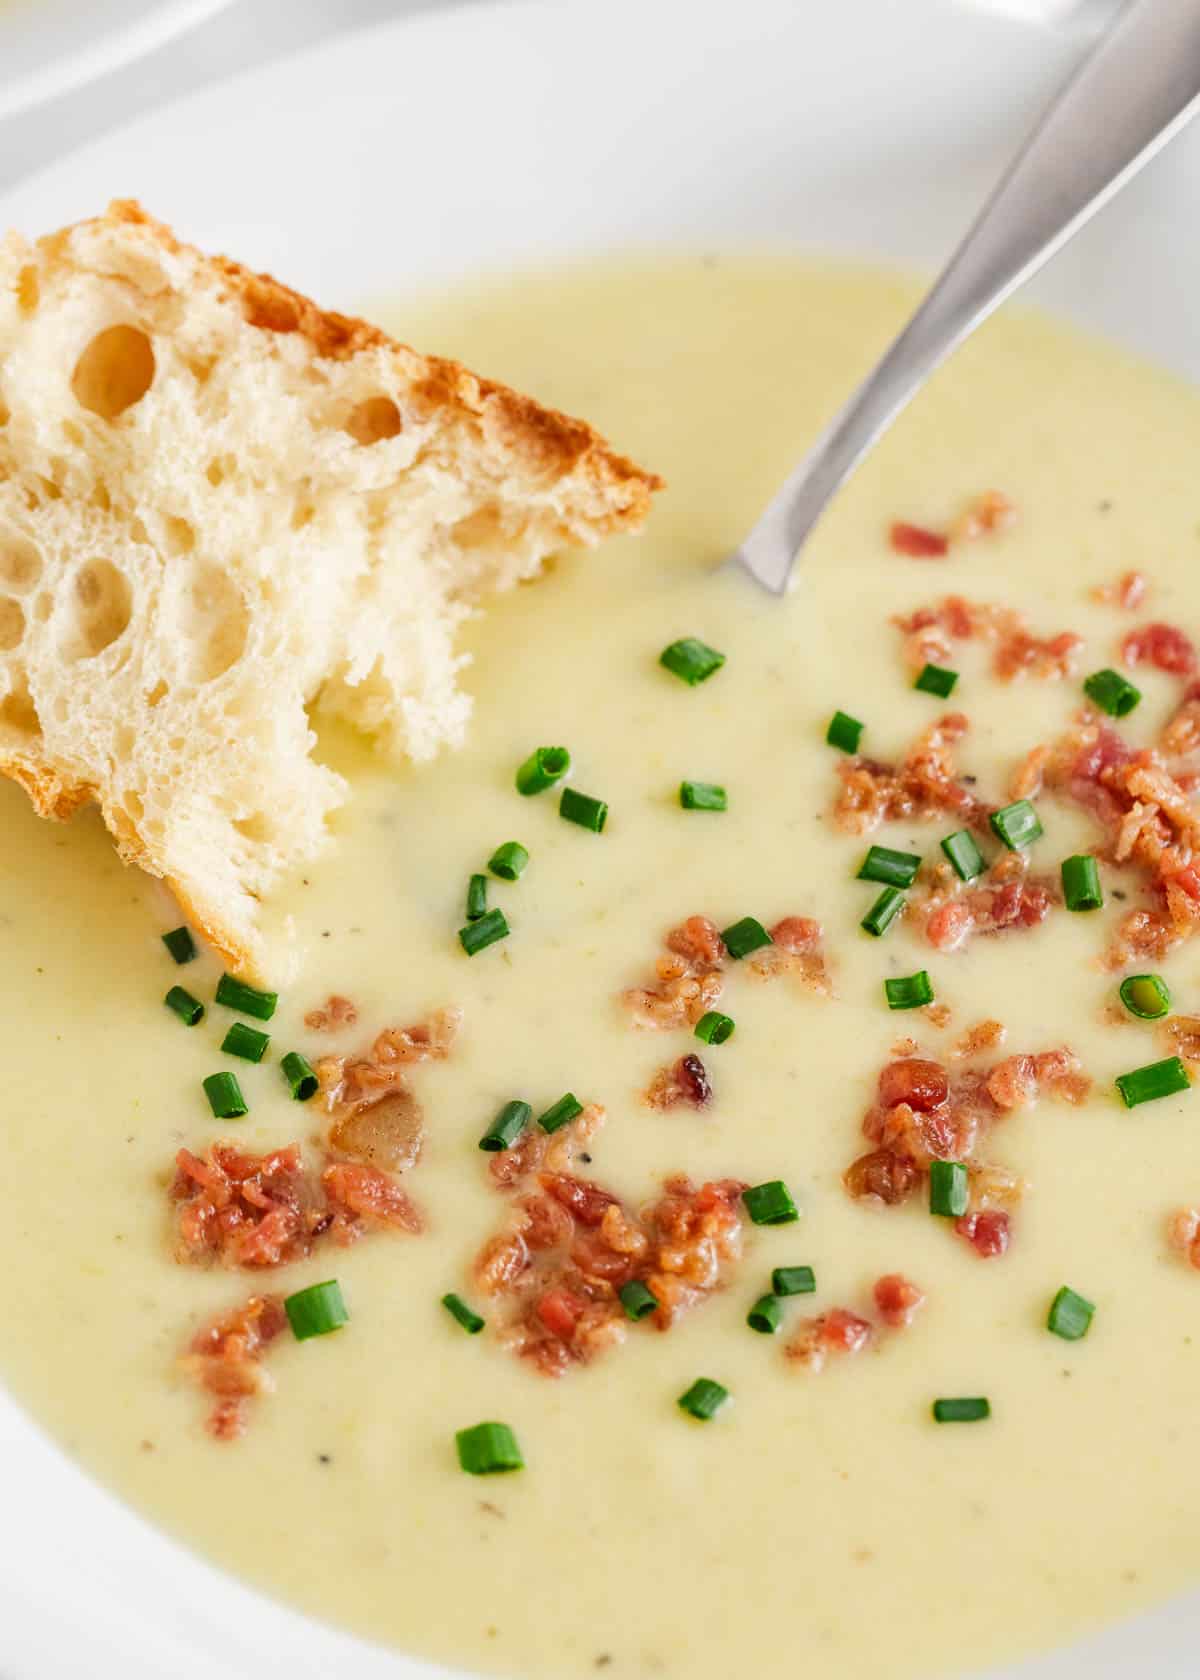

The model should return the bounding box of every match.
[102,200,663,526]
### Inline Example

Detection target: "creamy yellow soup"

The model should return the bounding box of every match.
[4,256,1200,1680]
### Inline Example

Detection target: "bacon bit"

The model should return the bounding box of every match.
[1159,1015,1200,1065]
[878,1058,949,1112]
[329,1087,424,1173]
[987,1048,1090,1112]
[890,521,949,558]
[834,712,984,836]
[894,596,1081,682]
[1009,744,1049,802]
[918,853,1055,953]
[890,1035,921,1059]
[624,912,829,1027]
[643,1053,712,1111]
[844,1148,920,1206]
[303,994,359,1031]
[1161,684,1200,761]
[952,1019,1007,1059]
[322,1160,423,1240]
[950,489,1016,544]
[922,1001,952,1029]
[317,1007,461,1117]
[750,916,832,994]
[180,1293,287,1441]
[955,1210,1011,1259]
[1168,1207,1200,1269]
[1121,622,1197,676]
[873,1273,926,1328]
[786,1308,873,1371]
[1091,570,1147,611]
[541,1173,620,1228]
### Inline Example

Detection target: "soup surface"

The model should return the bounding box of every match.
[4,256,1200,1679]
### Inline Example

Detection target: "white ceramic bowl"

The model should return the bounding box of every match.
[0,1,1198,1674]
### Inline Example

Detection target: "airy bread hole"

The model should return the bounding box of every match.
[185,564,248,682]
[0,534,42,592]
[144,679,168,707]
[345,396,402,445]
[16,266,38,315]
[452,504,504,551]
[0,672,39,735]
[61,559,132,661]
[234,811,274,843]
[163,516,195,556]
[0,395,9,427]
[71,325,156,421]
[0,597,25,652]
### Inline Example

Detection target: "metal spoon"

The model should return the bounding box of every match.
[733,0,1200,595]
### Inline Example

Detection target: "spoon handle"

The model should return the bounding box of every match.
[735,0,1200,594]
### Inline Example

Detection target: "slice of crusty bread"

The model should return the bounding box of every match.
[0,201,660,976]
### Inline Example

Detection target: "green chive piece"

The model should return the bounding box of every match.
[772,1265,816,1297]
[861,886,906,937]
[941,829,985,883]
[214,974,278,1021]
[280,1051,318,1102]
[660,637,725,686]
[885,970,934,1011]
[1047,1285,1095,1342]
[285,1279,349,1342]
[721,916,773,959]
[479,1099,532,1152]
[747,1293,782,1335]
[515,746,571,796]
[1084,667,1141,719]
[694,1010,735,1045]
[221,1021,270,1062]
[857,845,921,889]
[456,1421,524,1474]
[202,1070,247,1120]
[677,1378,730,1421]
[1061,854,1103,912]
[488,841,529,882]
[680,780,727,812]
[914,662,959,698]
[1119,973,1171,1021]
[465,873,488,922]
[442,1293,486,1335]
[619,1280,659,1322]
[536,1093,583,1134]
[929,1159,969,1217]
[990,799,1043,851]
[932,1397,990,1424]
[826,710,864,754]
[459,908,510,955]
[559,788,608,832]
[1116,1056,1191,1109]
[742,1180,799,1226]
[164,985,204,1026]
[162,926,196,964]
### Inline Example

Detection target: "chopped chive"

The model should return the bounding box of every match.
[1084,667,1141,719]
[488,841,529,881]
[885,970,934,1011]
[694,1010,735,1045]
[459,908,510,955]
[747,1293,782,1335]
[456,1421,524,1474]
[932,1396,990,1423]
[721,916,772,959]
[1047,1285,1095,1342]
[164,985,204,1026]
[515,745,571,796]
[281,1051,318,1101]
[941,829,985,883]
[914,662,959,698]
[680,780,727,811]
[826,710,864,754]
[465,873,488,922]
[619,1280,659,1322]
[1119,973,1171,1021]
[536,1092,583,1134]
[479,1099,532,1152]
[161,926,196,965]
[861,886,905,937]
[990,799,1043,851]
[1061,854,1103,912]
[742,1180,799,1226]
[221,1021,270,1062]
[442,1293,486,1335]
[929,1159,969,1217]
[677,1377,730,1421]
[660,637,725,686]
[857,845,921,889]
[1115,1055,1190,1109]
[202,1070,247,1120]
[772,1265,816,1297]
[559,788,608,832]
[214,974,278,1021]
[285,1279,348,1341]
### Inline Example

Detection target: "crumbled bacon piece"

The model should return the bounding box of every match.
[894,596,1081,682]
[322,1160,423,1240]
[922,1001,952,1028]
[950,490,1016,544]
[644,1053,713,1110]
[844,1148,920,1205]
[873,1273,926,1328]
[919,853,1056,952]
[180,1293,287,1440]
[834,712,984,836]
[303,994,359,1031]
[1009,744,1049,802]
[1159,1015,1200,1065]
[329,1087,424,1173]
[1121,622,1197,677]
[1168,1207,1200,1269]
[624,912,829,1026]
[952,1019,1007,1059]
[1091,570,1147,611]
[786,1308,873,1371]
[955,1210,1010,1259]
[890,521,948,558]
[317,1007,461,1117]
[986,1048,1090,1111]
[878,1058,949,1112]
